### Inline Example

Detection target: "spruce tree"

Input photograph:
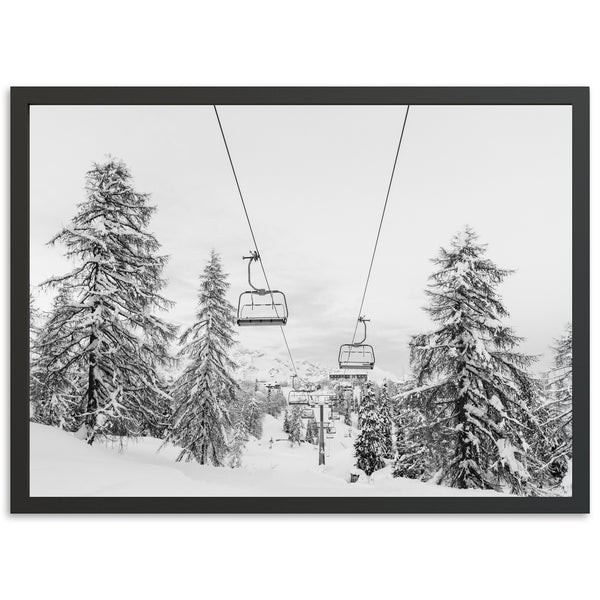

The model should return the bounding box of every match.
[406,226,538,493]
[265,387,286,418]
[30,286,83,430]
[32,159,175,442]
[245,395,264,439]
[165,250,238,465]
[392,377,452,481]
[549,323,572,433]
[343,394,353,427]
[228,419,249,468]
[354,381,386,477]
[288,406,303,446]
[283,408,291,434]
[305,417,318,444]
[379,381,394,459]
[537,323,572,484]
[392,403,430,479]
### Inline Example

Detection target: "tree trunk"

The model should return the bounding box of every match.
[85,334,97,445]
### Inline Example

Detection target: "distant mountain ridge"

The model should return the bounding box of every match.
[231,346,399,385]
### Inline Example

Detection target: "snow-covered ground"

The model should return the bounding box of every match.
[30,416,503,497]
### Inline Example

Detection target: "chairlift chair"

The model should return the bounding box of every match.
[288,375,314,406]
[288,391,312,406]
[237,251,288,326]
[338,316,375,369]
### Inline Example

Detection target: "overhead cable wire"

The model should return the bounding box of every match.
[213,105,299,380]
[351,105,411,344]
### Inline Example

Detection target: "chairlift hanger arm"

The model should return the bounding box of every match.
[354,316,369,346]
[242,251,265,293]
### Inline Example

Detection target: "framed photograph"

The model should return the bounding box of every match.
[11,87,589,513]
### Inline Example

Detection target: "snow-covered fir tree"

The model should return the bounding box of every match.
[228,419,249,468]
[354,381,386,477]
[287,406,303,446]
[29,291,38,351]
[392,375,452,481]
[343,396,352,427]
[244,394,264,439]
[379,381,394,459]
[264,387,286,418]
[392,400,432,480]
[305,417,318,444]
[536,323,572,485]
[32,160,175,443]
[165,250,238,465]
[283,408,291,434]
[30,285,82,429]
[404,226,539,493]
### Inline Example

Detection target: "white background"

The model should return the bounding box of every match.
[1,1,596,599]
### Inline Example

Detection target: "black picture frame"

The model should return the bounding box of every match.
[11,87,590,514]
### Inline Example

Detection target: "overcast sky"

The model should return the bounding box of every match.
[30,104,572,376]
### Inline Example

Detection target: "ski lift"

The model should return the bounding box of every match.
[288,391,312,405]
[237,251,288,326]
[338,316,375,369]
[288,375,314,406]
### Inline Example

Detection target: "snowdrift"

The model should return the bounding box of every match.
[30,420,502,497]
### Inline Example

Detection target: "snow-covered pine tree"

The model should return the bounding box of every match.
[305,417,318,444]
[392,376,450,480]
[549,323,572,434]
[343,393,353,427]
[537,323,572,484]
[34,159,175,443]
[29,291,37,350]
[288,406,303,446]
[30,285,83,429]
[379,381,394,459]
[265,388,286,418]
[406,226,538,493]
[392,401,431,480]
[228,418,249,468]
[283,408,291,434]
[354,380,386,477]
[245,395,264,439]
[166,249,238,465]
[29,290,40,420]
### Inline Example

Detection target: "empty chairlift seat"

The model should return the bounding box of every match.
[237,290,288,326]
[338,316,375,370]
[236,251,288,327]
[288,391,313,406]
[338,343,375,369]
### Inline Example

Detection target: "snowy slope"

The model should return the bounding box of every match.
[30,421,503,497]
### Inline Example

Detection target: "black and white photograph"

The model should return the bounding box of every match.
[11,88,588,513]
[4,4,597,599]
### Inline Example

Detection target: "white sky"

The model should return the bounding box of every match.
[30,105,572,376]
